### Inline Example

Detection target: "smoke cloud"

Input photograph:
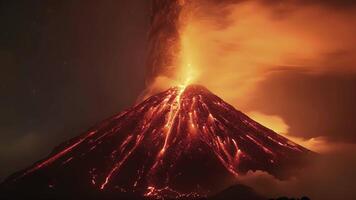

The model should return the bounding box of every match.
[145,0,356,143]
[182,0,356,101]
[236,146,356,199]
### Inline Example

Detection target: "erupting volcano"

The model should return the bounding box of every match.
[1,84,312,199]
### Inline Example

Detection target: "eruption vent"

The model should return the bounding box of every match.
[1,85,312,199]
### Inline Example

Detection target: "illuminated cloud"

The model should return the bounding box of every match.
[247,111,335,153]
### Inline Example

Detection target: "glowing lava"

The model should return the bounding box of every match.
[1,85,312,199]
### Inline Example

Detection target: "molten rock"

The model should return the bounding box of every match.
[1,85,312,199]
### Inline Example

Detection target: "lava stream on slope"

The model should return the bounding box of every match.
[1,85,312,199]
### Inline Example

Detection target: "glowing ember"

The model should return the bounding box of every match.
[2,85,312,199]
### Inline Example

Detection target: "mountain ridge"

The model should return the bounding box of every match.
[1,84,312,199]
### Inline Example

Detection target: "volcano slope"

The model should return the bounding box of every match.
[1,85,313,199]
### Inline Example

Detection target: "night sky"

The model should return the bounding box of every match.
[1,2,356,197]
[0,1,151,179]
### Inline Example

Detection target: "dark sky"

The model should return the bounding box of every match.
[0,1,150,179]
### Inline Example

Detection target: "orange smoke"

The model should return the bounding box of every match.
[247,111,331,153]
[144,0,356,151]
[146,0,356,103]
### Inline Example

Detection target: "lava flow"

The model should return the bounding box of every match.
[1,84,312,199]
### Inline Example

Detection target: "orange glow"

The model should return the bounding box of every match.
[248,111,332,153]
[143,1,356,153]
[147,1,356,107]
[248,111,289,135]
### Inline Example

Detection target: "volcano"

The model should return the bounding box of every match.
[1,85,312,199]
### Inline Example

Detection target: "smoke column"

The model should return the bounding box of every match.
[146,0,185,84]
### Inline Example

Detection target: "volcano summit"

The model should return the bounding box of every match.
[1,85,312,199]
